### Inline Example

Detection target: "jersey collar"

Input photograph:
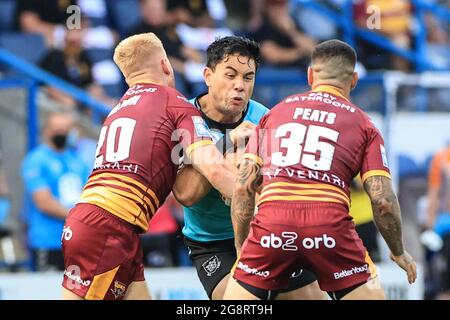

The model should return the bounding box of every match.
[312,85,349,102]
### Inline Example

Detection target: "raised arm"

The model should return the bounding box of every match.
[363,175,417,284]
[231,158,262,252]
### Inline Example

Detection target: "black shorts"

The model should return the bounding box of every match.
[184,237,317,299]
[31,248,64,272]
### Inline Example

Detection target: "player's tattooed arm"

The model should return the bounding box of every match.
[232,159,263,251]
[364,175,418,284]
[364,176,404,256]
[173,165,212,207]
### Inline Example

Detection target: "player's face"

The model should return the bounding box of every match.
[207,54,256,117]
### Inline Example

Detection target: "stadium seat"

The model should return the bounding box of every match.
[0,0,16,31]
[398,154,420,178]
[0,33,47,65]
[108,0,141,37]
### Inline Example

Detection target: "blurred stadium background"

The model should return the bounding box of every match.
[0,0,449,300]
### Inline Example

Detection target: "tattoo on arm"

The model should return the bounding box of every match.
[364,176,404,256]
[231,159,262,249]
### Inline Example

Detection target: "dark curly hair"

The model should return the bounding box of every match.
[206,36,261,71]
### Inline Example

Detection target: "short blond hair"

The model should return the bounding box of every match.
[113,33,166,77]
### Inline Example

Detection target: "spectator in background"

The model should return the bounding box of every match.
[68,122,98,171]
[165,0,232,55]
[353,0,412,71]
[349,176,380,262]
[248,0,286,31]
[425,13,450,69]
[15,0,76,47]
[22,112,89,271]
[15,0,117,49]
[128,0,204,95]
[39,28,116,110]
[252,0,315,71]
[426,141,450,299]
[167,0,215,28]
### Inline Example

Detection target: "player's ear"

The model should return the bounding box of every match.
[351,72,359,90]
[161,58,172,76]
[204,67,212,87]
[307,66,313,87]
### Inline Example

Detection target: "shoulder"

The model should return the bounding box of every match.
[356,108,379,133]
[165,86,195,109]
[245,99,270,124]
[24,146,47,163]
[22,146,50,171]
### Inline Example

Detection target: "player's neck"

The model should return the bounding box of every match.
[127,78,164,87]
[126,71,167,87]
[312,82,350,101]
[199,94,242,124]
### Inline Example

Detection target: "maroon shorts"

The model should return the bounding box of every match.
[61,203,144,300]
[232,202,377,293]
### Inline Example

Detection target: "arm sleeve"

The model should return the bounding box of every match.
[360,121,391,183]
[167,98,213,157]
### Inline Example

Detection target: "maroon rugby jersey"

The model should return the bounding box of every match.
[244,85,391,211]
[79,83,213,231]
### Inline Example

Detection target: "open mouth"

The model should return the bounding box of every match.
[231,97,244,104]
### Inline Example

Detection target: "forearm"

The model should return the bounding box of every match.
[189,144,235,198]
[207,166,234,199]
[261,41,302,64]
[173,165,212,206]
[372,196,404,256]
[20,13,56,38]
[38,201,68,219]
[33,191,68,219]
[224,147,247,176]
[364,176,404,256]
[232,188,256,250]
[231,159,262,250]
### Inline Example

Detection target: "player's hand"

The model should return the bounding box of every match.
[229,121,256,148]
[390,251,417,284]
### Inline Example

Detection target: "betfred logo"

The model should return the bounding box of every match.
[302,234,336,249]
[260,232,298,251]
